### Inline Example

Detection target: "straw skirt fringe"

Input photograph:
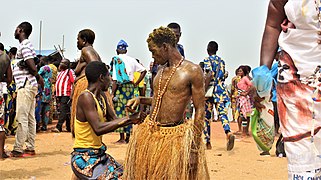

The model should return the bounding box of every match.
[124,118,209,180]
[71,76,88,135]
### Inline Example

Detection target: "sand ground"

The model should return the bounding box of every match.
[0,121,287,180]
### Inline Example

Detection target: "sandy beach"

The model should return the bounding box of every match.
[0,121,287,180]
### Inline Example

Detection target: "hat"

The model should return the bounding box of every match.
[117,40,128,50]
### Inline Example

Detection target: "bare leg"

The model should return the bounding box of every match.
[115,133,126,144]
[241,116,247,136]
[0,131,7,159]
[236,116,242,134]
[246,117,250,136]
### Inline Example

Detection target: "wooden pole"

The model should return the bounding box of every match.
[39,20,42,55]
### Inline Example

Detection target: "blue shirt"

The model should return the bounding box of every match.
[203,55,230,103]
[177,44,185,57]
[271,62,278,102]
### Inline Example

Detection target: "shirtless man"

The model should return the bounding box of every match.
[71,29,102,136]
[74,29,101,80]
[124,27,209,179]
[0,43,12,159]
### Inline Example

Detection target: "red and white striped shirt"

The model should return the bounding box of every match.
[55,69,75,97]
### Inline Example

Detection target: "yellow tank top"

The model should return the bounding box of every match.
[134,71,144,88]
[73,89,106,149]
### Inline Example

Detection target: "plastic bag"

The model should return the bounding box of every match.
[250,99,275,152]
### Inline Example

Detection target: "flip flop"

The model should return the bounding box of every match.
[227,134,235,151]
[22,153,34,157]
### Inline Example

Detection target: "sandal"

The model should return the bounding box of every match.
[227,134,235,151]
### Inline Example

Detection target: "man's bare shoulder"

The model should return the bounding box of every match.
[81,46,101,62]
[182,60,202,72]
[0,53,11,68]
[78,91,95,106]
[81,46,93,56]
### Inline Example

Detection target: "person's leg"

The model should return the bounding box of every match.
[35,96,41,132]
[124,84,135,143]
[62,96,71,132]
[125,125,132,143]
[235,106,242,134]
[272,101,280,134]
[246,116,250,136]
[114,86,126,143]
[40,102,47,131]
[13,87,34,155]
[217,101,235,151]
[231,99,236,122]
[24,86,37,153]
[204,98,213,149]
[241,116,248,136]
[55,97,64,132]
[40,101,50,131]
[0,90,8,158]
[0,128,8,159]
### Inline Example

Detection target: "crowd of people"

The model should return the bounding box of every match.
[1,0,321,178]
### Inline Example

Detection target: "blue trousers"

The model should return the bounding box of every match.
[204,97,230,143]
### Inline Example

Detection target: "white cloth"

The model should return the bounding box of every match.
[277,0,321,177]
[112,54,146,81]
[279,0,321,79]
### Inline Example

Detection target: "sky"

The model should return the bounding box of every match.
[0,0,270,83]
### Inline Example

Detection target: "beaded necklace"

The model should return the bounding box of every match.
[86,89,106,117]
[150,57,184,123]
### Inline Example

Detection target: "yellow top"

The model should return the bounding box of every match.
[133,72,144,88]
[73,90,106,149]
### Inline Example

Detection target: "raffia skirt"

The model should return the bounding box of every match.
[71,76,88,135]
[123,116,209,180]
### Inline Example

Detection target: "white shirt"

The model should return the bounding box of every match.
[13,39,37,88]
[112,54,146,81]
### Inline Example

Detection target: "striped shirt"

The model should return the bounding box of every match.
[13,39,37,88]
[55,69,75,97]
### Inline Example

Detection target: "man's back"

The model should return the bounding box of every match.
[0,53,10,82]
[77,46,101,77]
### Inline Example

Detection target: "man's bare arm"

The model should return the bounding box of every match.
[78,92,143,136]
[5,57,12,84]
[126,96,152,111]
[260,0,287,68]
[74,60,86,76]
[190,64,205,149]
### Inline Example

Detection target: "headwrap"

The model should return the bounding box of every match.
[117,40,128,51]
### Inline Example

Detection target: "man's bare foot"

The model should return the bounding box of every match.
[114,139,126,144]
[206,142,212,150]
[234,131,242,135]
